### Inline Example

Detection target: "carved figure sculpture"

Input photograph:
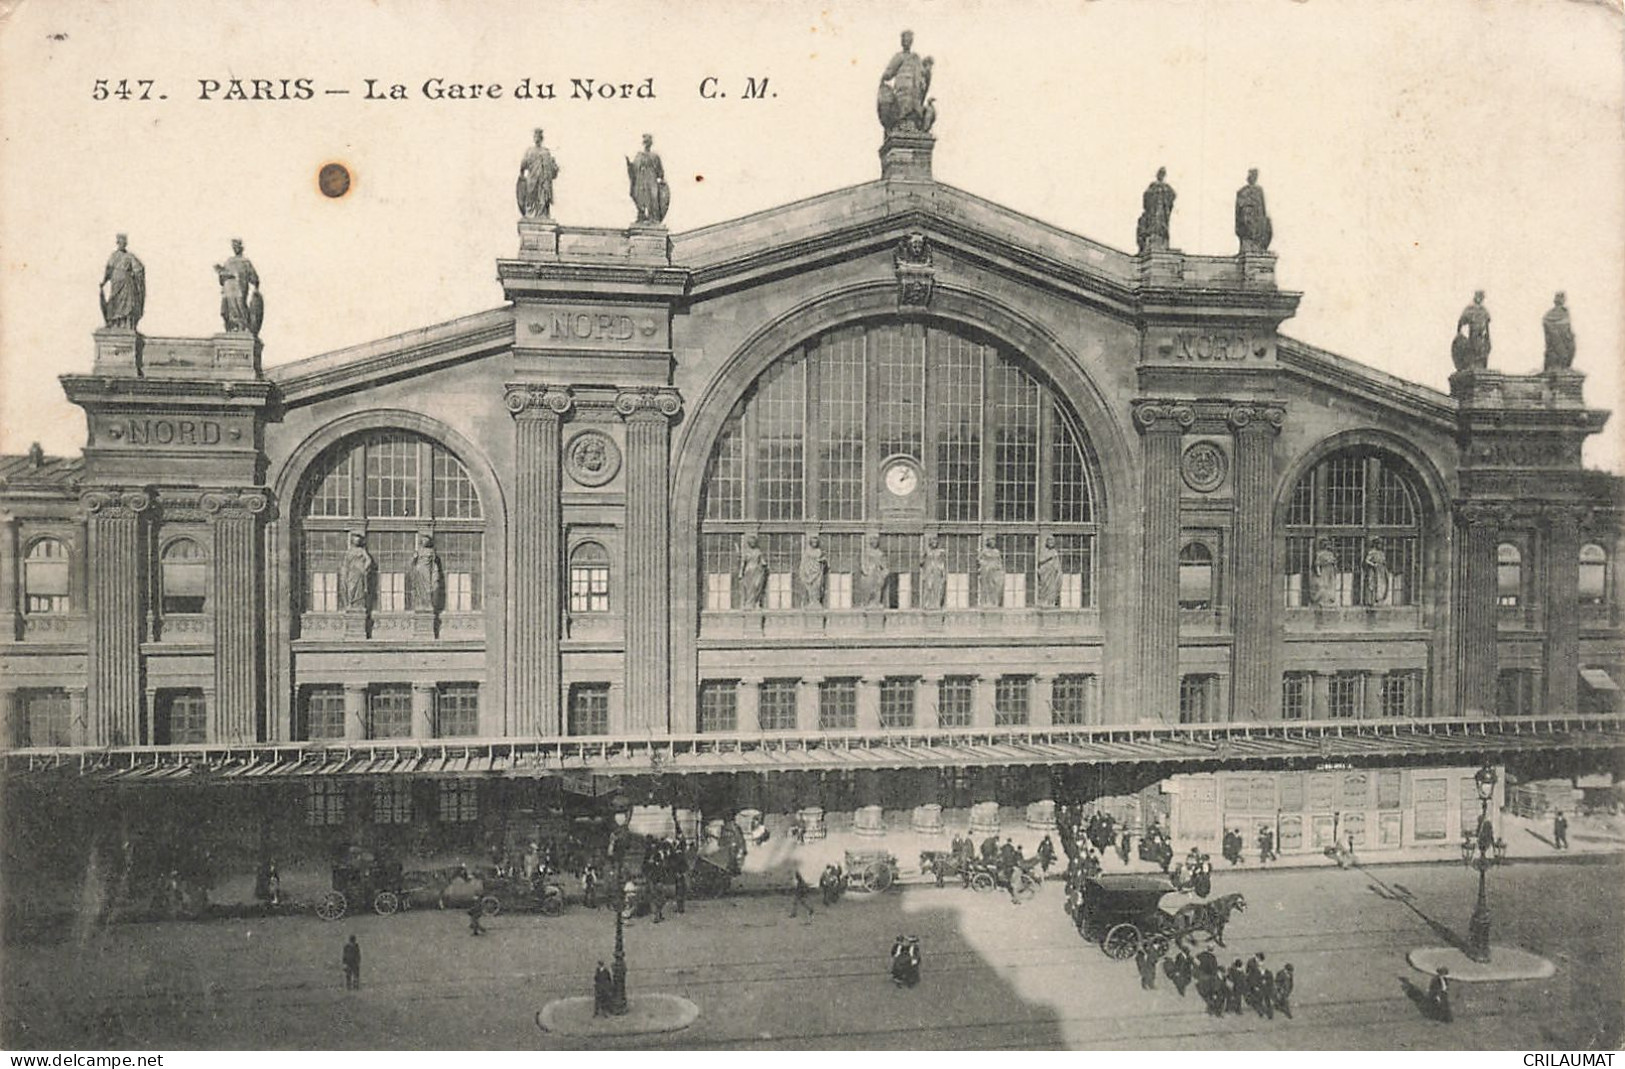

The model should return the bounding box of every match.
[797,533,828,608]
[1311,539,1340,607]
[1363,538,1390,606]
[919,533,947,610]
[100,234,145,330]
[1543,292,1576,371]
[214,239,263,335]
[857,532,889,608]
[977,534,1005,608]
[409,532,443,613]
[1136,168,1176,253]
[626,134,668,226]
[877,30,934,135]
[1035,534,1062,608]
[1453,291,1492,370]
[339,531,376,612]
[738,533,768,610]
[517,128,560,219]
[1234,169,1272,254]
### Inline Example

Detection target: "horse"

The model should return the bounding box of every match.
[1171,892,1246,948]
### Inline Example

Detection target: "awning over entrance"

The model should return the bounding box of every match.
[1581,668,1618,692]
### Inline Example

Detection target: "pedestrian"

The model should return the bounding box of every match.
[789,869,815,918]
[1275,962,1294,1019]
[1116,831,1131,866]
[980,835,999,863]
[1135,946,1157,990]
[1226,958,1246,1015]
[467,899,485,936]
[1246,953,1268,1016]
[1037,834,1055,874]
[582,862,600,909]
[1258,960,1276,1020]
[1168,947,1193,997]
[593,960,613,1017]
[649,877,666,923]
[1257,826,1276,863]
[1553,810,1569,850]
[342,934,361,990]
[672,847,689,914]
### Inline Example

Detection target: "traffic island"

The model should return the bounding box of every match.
[1407,946,1556,982]
[536,994,700,1037]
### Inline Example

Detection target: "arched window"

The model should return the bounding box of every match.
[1284,450,1424,607]
[1497,543,1522,607]
[1178,540,1214,610]
[1579,543,1608,606]
[568,542,611,613]
[698,320,1099,610]
[160,537,209,615]
[23,538,70,614]
[296,431,483,618]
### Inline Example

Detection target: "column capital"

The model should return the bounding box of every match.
[342,682,369,696]
[1226,403,1286,434]
[81,488,152,516]
[201,488,272,520]
[615,386,683,421]
[1456,501,1511,529]
[504,383,573,418]
[1133,401,1195,434]
[411,681,440,695]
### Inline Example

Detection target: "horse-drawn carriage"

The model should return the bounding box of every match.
[1070,872,1245,959]
[920,850,1043,899]
[844,849,899,893]
[470,866,565,916]
[316,851,406,921]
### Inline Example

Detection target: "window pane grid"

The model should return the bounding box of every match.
[933,335,983,521]
[819,679,858,730]
[369,685,412,738]
[938,676,974,727]
[1051,409,1093,523]
[437,532,482,611]
[372,781,413,824]
[160,690,207,745]
[874,326,924,462]
[364,436,420,518]
[306,781,346,826]
[699,681,738,733]
[704,409,745,520]
[307,452,353,517]
[301,685,345,740]
[17,689,71,747]
[817,333,866,522]
[437,683,479,736]
[879,678,915,729]
[24,538,70,613]
[759,680,799,731]
[755,358,806,521]
[432,449,481,519]
[1282,673,1308,720]
[568,684,610,736]
[1328,674,1360,719]
[994,676,1029,726]
[991,362,1039,521]
[439,780,478,822]
[1285,452,1423,608]
[1052,675,1091,726]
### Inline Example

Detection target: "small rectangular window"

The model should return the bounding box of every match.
[369,685,412,738]
[705,573,732,611]
[1328,674,1360,719]
[939,676,975,727]
[1059,574,1083,609]
[766,573,794,610]
[759,679,799,731]
[371,781,413,824]
[155,689,207,745]
[301,685,346,740]
[879,678,915,729]
[439,780,478,823]
[306,781,346,826]
[827,572,853,610]
[567,683,610,736]
[570,566,610,613]
[437,683,479,736]
[1052,675,1091,726]
[1281,673,1308,721]
[699,680,738,733]
[377,572,407,612]
[994,676,1030,726]
[445,572,475,612]
[945,574,970,609]
[15,689,71,747]
[308,572,340,613]
[819,679,858,731]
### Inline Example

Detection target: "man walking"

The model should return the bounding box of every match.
[467,900,485,936]
[1135,945,1157,990]
[1226,958,1247,1015]
[789,869,815,918]
[1553,810,1569,850]
[342,935,361,990]
[1275,962,1295,1019]
[593,960,614,1016]
[1428,966,1452,1023]
[649,877,667,923]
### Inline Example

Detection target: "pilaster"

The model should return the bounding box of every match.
[1030,673,1053,728]
[0,517,18,642]
[1134,402,1193,721]
[856,677,881,733]
[505,384,571,737]
[1543,505,1583,717]
[1227,404,1285,720]
[736,676,761,735]
[917,676,940,730]
[84,489,149,746]
[1457,503,1502,716]
[795,679,819,733]
[67,686,89,747]
[343,683,368,742]
[204,490,267,744]
[411,682,436,740]
[617,387,682,734]
[972,676,996,729]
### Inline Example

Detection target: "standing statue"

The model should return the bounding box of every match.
[626,134,669,226]
[516,128,560,220]
[738,533,768,609]
[877,30,935,135]
[857,532,889,608]
[339,531,376,612]
[1311,539,1340,607]
[919,533,947,610]
[408,532,443,613]
[1035,534,1063,608]
[977,534,1006,608]
[99,233,145,330]
[1362,538,1391,606]
[1234,168,1273,254]
[1542,292,1576,371]
[214,239,263,335]
[1136,168,1176,253]
[797,533,828,608]
[1453,291,1492,370]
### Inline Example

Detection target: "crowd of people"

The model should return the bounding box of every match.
[1131,942,1296,1020]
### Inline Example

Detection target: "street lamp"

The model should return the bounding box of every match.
[1465,763,1501,964]
[606,799,630,1015]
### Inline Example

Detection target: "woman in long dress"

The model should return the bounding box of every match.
[919,534,947,609]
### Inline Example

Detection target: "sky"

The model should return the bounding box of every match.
[1,0,1622,469]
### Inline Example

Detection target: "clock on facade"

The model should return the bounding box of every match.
[883,457,921,498]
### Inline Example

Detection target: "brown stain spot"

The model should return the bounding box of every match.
[694,174,704,183]
[318,162,352,199]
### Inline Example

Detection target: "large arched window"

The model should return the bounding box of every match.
[1284,449,1424,607]
[1497,543,1522,607]
[568,542,611,613]
[296,431,483,618]
[1579,543,1608,606]
[23,538,70,614]
[1178,540,1215,610]
[698,320,1100,610]
[160,536,209,615]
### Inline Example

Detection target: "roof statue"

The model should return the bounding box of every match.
[214,238,263,336]
[626,133,669,226]
[1234,168,1272,254]
[100,233,145,331]
[1453,290,1491,370]
[516,128,560,220]
[1136,168,1176,253]
[878,30,935,136]
[1543,292,1576,371]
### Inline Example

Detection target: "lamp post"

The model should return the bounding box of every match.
[607,801,630,1015]
[1465,764,1501,964]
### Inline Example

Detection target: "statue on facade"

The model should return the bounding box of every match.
[1234,169,1272,254]
[516,128,560,220]
[1362,537,1391,606]
[1542,292,1576,371]
[877,30,934,136]
[738,533,768,609]
[626,134,669,226]
[1035,534,1062,608]
[99,233,145,330]
[1452,291,1492,370]
[408,532,443,612]
[797,532,828,608]
[214,239,263,335]
[977,534,1005,608]
[1136,168,1176,253]
[919,533,947,609]
[857,532,889,608]
[1311,539,1340,607]
[339,531,376,611]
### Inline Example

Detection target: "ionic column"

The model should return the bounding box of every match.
[917,676,941,730]
[1457,503,1501,716]
[84,490,149,746]
[342,683,368,741]
[1228,405,1285,720]
[505,385,571,737]
[411,682,436,739]
[1134,403,1193,721]
[205,491,267,744]
[617,388,682,733]
[1543,505,1582,717]
[737,676,762,734]
[857,677,881,732]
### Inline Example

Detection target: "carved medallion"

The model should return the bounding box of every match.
[565,430,622,487]
[1181,441,1228,493]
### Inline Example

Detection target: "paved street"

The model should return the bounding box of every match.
[3,856,1619,1050]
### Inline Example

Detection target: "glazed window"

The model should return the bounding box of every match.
[938,676,974,728]
[371,780,412,824]
[568,542,611,613]
[154,688,207,745]
[1497,543,1522,607]
[299,685,346,741]
[13,688,71,747]
[1579,543,1608,605]
[758,679,800,731]
[437,683,479,737]
[1281,673,1309,721]
[160,536,209,615]
[1178,674,1218,724]
[1178,541,1214,610]
[698,680,738,733]
[368,684,412,739]
[439,780,478,823]
[1051,674,1093,726]
[819,679,858,731]
[993,676,1030,727]
[879,678,916,729]
[567,683,609,736]
[23,538,70,614]
[1284,450,1423,608]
